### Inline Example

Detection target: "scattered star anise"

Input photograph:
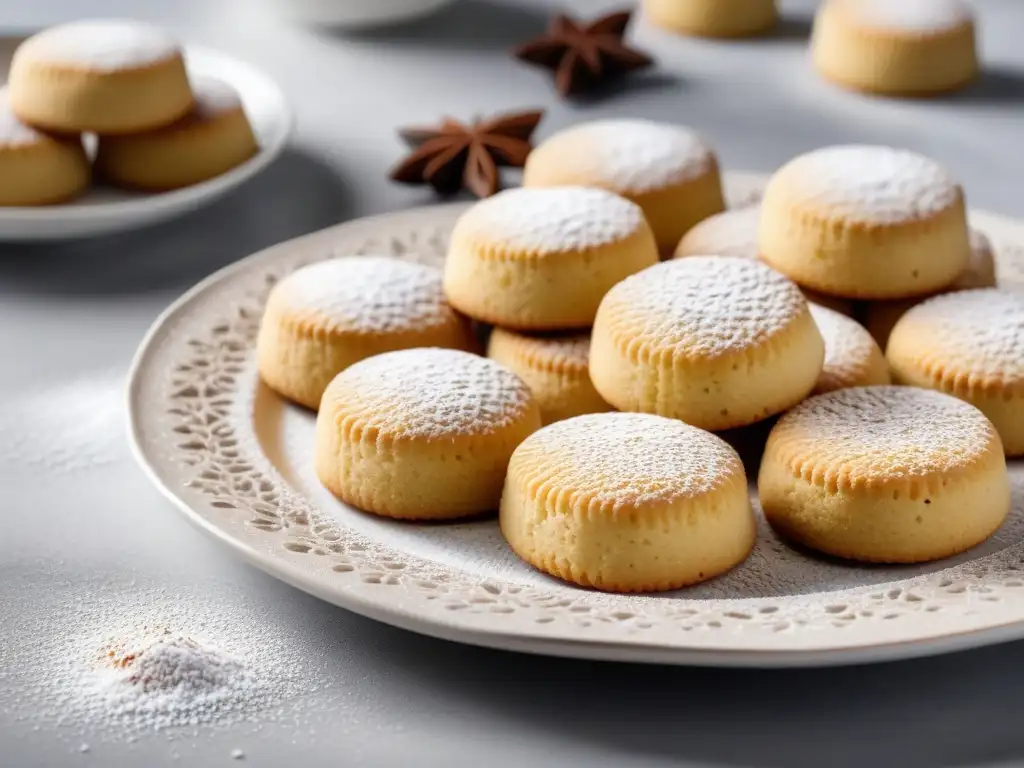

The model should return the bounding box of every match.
[513,10,653,98]
[389,109,544,199]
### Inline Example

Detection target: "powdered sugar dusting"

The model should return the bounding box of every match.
[996,244,1024,293]
[191,76,243,119]
[0,88,47,147]
[600,256,808,358]
[16,19,181,72]
[841,0,973,33]
[323,348,535,440]
[510,412,744,506]
[269,256,459,335]
[894,288,1024,383]
[769,145,961,225]
[0,575,334,741]
[770,386,997,478]
[92,629,261,731]
[455,187,644,253]
[809,303,885,393]
[675,206,760,260]
[530,119,716,194]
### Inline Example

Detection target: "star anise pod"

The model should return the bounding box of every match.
[513,10,653,98]
[389,109,544,199]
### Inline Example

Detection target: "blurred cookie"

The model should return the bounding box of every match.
[95,76,258,191]
[812,0,978,96]
[8,19,194,134]
[0,89,89,206]
[644,0,777,38]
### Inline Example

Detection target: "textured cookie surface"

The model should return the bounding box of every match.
[812,0,978,95]
[257,256,475,410]
[590,256,824,430]
[0,89,90,206]
[886,288,1024,455]
[674,204,853,315]
[316,348,541,519]
[444,186,658,329]
[96,76,258,191]
[487,329,611,425]
[500,412,754,592]
[759,145,969,298]
[809,304,889,394]
[8,20,194,134]
[759,386,1009,563]
[522,119,725,251]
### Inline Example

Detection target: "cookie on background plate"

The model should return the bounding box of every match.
[0,89,90,206]
[811,0,979,96]
[95,76,259,191]
[8,19,194,134]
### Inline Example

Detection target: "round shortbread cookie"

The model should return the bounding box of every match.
[522,119,725,253]
[500,412,755,592]
[886,288,1024,456]
[674,205,854,316]
[486,328,611,426]
[812,0,978,96]
[759,145,969,299]
[444,186,659,330]
[0,89,90,206]
[590,256,825,431]
[95,76,258,191]
[808,304,889,394]
[8,20,194,135]
[316,348,541,520]
[759,386,1009,563]
[643,0,777,38]
[257,256,477,410]
[860,227,997,347]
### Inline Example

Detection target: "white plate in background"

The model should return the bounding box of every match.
[0,40,293,241]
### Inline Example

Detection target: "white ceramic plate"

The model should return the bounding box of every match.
[253,0,456,28]
[128,172,1024,668]
[0,40,292,241]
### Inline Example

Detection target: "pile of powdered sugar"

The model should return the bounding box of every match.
[0,575,332,740]
[89,627,268,732]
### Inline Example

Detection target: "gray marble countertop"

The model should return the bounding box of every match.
[2,1,1024,765]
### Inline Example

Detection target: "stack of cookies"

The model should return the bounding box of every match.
[1,19,258,206]
[258,118,1021,595]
